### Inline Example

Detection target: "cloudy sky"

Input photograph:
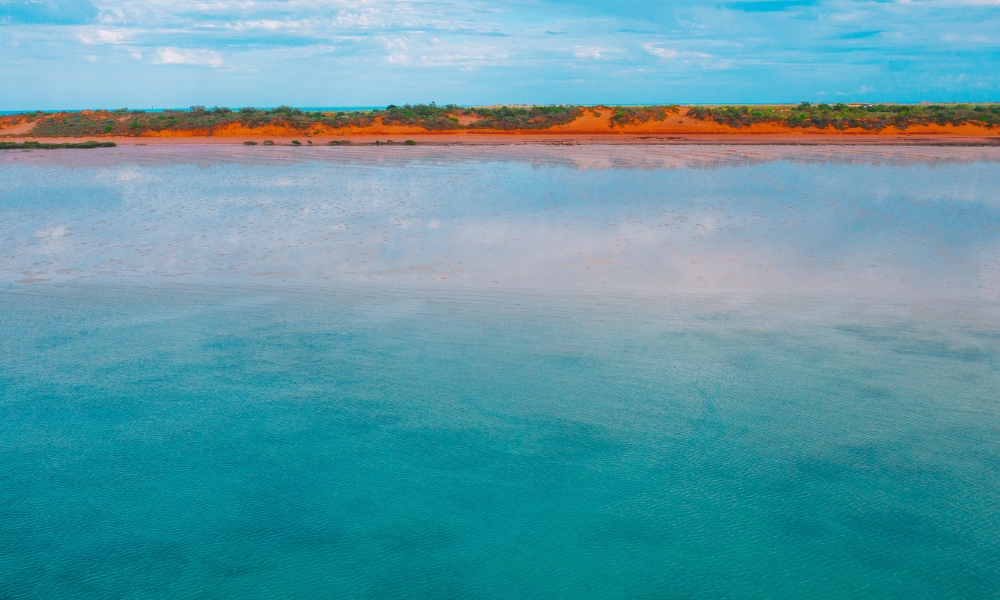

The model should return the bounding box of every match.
[1,0,998,109]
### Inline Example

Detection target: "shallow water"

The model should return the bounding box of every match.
[1,146,998,598]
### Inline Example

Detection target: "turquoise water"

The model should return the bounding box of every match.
[1,146,999,598]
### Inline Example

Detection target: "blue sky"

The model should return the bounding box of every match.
[1,0,998,109]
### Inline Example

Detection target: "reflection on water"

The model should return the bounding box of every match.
[1,145,999,598]
[2,144,999,300]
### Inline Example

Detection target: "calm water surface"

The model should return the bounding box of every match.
[1,145,998,598]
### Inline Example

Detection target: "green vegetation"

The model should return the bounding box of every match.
[0,141,116,150]
[28,111,119,137]
[12,103,998,137]
[263,140,275,145]
[26,105,369,136]
[244,141,257,145]
[17,104,590,136]
[405,140,417,145]
[291,140,301,145]
[381,104,460,130]
[688,102,1000,130]
[609,105,680,127]
[464,105,583,130]
[5,102,656,137]
[374,103,585,130]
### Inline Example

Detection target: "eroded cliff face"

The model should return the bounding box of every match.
[4,106,1000,140]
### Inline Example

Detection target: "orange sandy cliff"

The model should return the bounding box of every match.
[137,108,1000,138]
[3,107,999,143]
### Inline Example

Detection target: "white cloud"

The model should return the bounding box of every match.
[229,19,309,31]
[386,52,409,64]
[336,10,378,28]
[574,46,606,59]
[153,47,223,67]
[5,0,1000,106]
[78,29,129,44]
[643,43,677,59]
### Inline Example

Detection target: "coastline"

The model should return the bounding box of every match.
[3,106,998,146]
[3,133,999,146]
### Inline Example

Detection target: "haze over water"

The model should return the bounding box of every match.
[2,145,999,598]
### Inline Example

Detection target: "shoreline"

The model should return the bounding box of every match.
[3,133,1000,147]
[3,106,998,146]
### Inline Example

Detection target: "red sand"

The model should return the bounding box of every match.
[3,108,999,145]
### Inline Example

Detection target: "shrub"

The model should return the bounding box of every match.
[263,140,275,145]
[687,102,1000,131]
[404,140,417,145]
[272,105,303,116]
[466,105,583,130]
[244,141,258,145]
[378,103,461,130]
[0,141,116,150]
[104,124,113,133]
[291,140,301,145]
[609,105,680,127]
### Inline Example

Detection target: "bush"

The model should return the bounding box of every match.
[272,105,303,116]
[404,140,417,145]
[687,103,1000,131]
[0,141,116,150]
[609,105,680,127]
[466,105,583,130]
[244,141,258,145]
[263,140,275,145]
[291,140,301,145]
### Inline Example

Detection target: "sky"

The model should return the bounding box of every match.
[1,0,998,109]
